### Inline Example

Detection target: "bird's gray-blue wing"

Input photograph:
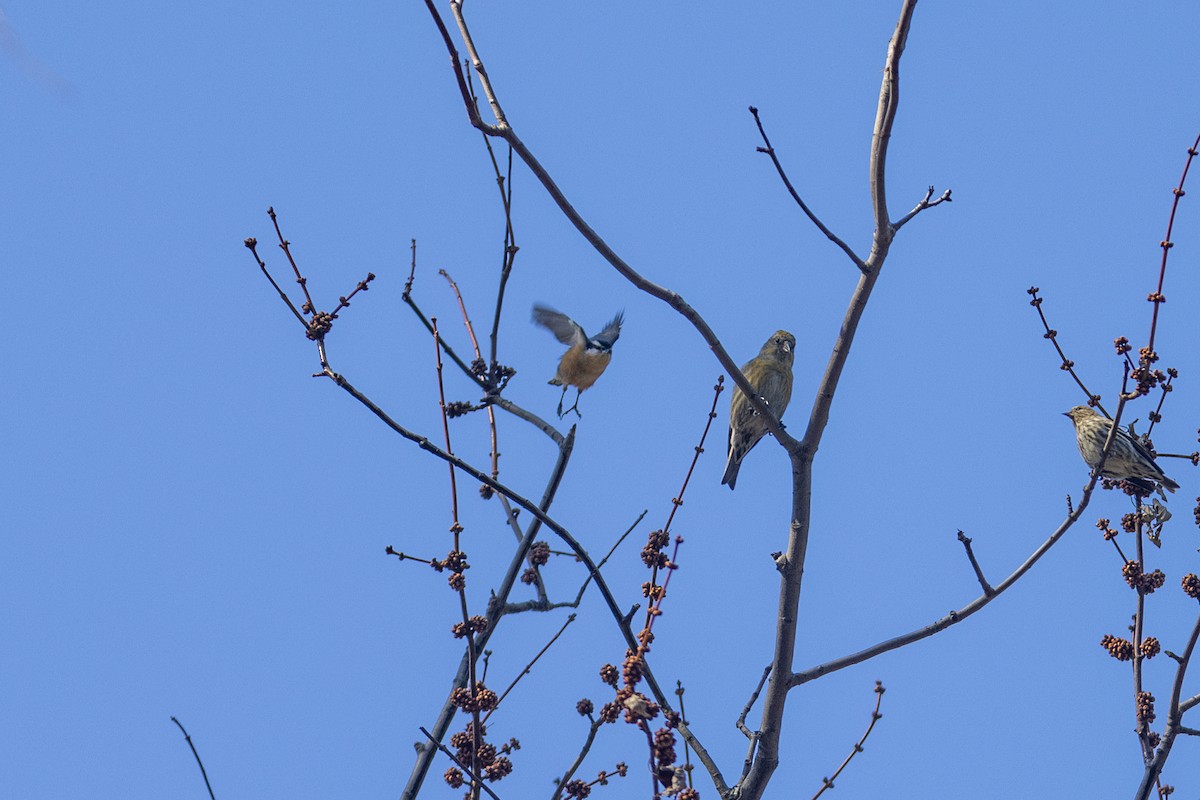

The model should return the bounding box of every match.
[593,311,624,348]
[532,305,586,347]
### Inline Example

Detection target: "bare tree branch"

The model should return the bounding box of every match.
[748,106,865,271]
[742,3,924,796]
[170,717,217,800]
[809,682,886,800]
[1135,608,1200,798]
[792,390,1130,688]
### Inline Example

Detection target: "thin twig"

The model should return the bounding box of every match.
[748,106,865,271]
[418,727,502,800]
[956,530,993,596]
[170,717,217,800]
[243,237,308,328]
[1026,287,1105,415]
[464,64,520,371]
[810,682,886,800]
[500,510,645,615]
[675,681,694,790]
[432,319,485,796]
[642,377,725,638]
[791,392,1130,688]
[550,717,605,800]
[1132,492,1151,762]
[1146,131,1200,354]
[891,184,952,231]
[268,206,317,314]
[440,269,501,480]
[737,666,773,782]
[483,614,577,724]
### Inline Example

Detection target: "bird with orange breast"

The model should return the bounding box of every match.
[532,304,624,418]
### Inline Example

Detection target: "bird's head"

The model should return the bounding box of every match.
[1064,405,1098,423]
[762,330,795,365]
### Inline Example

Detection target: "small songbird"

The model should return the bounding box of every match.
[1063,405,1179,494]
[532,304,624,418]
[722,330,796,490]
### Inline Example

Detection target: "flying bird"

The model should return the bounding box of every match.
[1063,405,1179,494]
[532,304,623,418]
[722,330,796,490]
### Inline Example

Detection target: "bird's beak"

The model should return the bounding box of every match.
[1062,411,1070,417]
[783,342,791,353]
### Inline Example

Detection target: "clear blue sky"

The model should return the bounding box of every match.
[5,2,1200,798]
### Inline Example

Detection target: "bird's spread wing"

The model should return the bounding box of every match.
[592,311,623,348]
[532,305,586,347]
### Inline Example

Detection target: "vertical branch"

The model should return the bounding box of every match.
[864,0,917,266]
[1135,610,1200,798]
[440,270,502,480]
[432,319,463,536]
[170,717,217,800]
[742,4,919,797]
[1146,131,1200,353]
[1131,506,1151,761]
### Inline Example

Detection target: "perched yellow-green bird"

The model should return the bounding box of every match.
[722,330,796,490]
[532,304,624,418]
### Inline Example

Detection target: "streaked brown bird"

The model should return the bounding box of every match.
[1063,405,1179,494]
[532,304,624,418]
[722,330,796,490]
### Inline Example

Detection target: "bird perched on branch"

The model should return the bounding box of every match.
[1063,405,1179,494]
[532,304,624,418]
[722,330,796,490]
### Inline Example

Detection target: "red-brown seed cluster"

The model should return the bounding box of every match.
[599,664,619,686]
[444,723,517,789]
[641,529,670,569]
[449,683,498,713]
[306,311,335,340]
[564,779,590,798]
[432,549,471,590]
[1183,573,1200,599]
[1101,634,1134,661]
[641,581,666,601]
[529,541,550,566]
[1142,637,1161,659]
[484,756,512,782]
[1120,513,1138,534]
[1114,336,1132,355]
[576,698,594,716]
[622,651,643,685]
[445,401,475,419]
[653,727,677,768]
[450,616,489,639]
[1123,561,1166,594]
[1095,518,1119,540]
[1137,691,1156,725]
